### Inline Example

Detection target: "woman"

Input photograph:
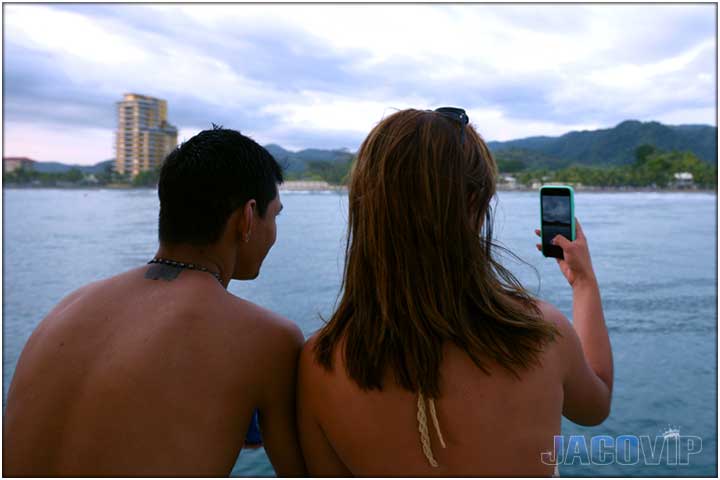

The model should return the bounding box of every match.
[297,108,613,476]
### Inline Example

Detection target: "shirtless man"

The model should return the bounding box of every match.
[3,127,306,476]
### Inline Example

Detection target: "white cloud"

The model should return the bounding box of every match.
[587,39,715,89]
[2,3,715,164]
[653,107,716,126]
[134,46,273,108]
[261,91,431,133]
[4,5,148,65]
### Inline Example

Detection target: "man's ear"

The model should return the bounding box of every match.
[240,199,256,243]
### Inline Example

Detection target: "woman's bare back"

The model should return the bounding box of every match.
[298,322,566,477]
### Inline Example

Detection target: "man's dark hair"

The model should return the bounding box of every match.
[158,126,283,245]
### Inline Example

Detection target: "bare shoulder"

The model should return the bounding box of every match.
[49,284,92,313]
[533,299,584,372]
[41,273,123,321]
[534,299,573,335]
[298,333,338,393]
[301,333,319,356]
[297,333,330,407]
[223,295,304,352]
[299,333,321,373]
[51,267,150,309]
[529,299,577,367]
[299,333,334,371]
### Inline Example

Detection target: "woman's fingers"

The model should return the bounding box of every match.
[536,243,542,251]
[575,218,586,240]
[535,229,541,237]
[553,234,573,251]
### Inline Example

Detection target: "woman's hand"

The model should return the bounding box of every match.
[535,218,596,288]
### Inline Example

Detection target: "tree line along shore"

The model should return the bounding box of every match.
[3,144,717,192]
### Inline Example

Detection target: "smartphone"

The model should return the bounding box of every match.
[540,186,575,259]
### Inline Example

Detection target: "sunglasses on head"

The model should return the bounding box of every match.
[433,107,469,144]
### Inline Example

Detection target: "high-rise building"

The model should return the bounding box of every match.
[115,93,178,177]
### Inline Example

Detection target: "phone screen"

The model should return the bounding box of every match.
[541,188,573,259]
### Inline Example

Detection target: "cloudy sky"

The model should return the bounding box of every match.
[4,3,716,165]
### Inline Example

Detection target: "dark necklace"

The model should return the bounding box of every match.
[147,257,223,285]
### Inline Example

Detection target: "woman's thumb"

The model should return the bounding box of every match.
[552,234,572,251]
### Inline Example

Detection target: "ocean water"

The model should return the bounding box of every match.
[2,188,717,477]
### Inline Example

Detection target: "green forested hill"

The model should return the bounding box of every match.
[10,120,715,188]
[488,120,717,168]
[264,143,354,173]
[29,159,114,174]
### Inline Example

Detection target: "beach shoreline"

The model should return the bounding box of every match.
[2,181,717,194]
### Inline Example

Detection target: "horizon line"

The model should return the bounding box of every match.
[4,118,717,166]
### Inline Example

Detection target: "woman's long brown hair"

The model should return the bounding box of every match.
[314,109,559,398]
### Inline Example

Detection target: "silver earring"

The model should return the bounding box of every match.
[244,233,250,243]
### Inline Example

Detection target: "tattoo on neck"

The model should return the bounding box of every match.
[145,264,182,282]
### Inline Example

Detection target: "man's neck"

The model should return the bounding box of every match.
[153,244,231,288]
